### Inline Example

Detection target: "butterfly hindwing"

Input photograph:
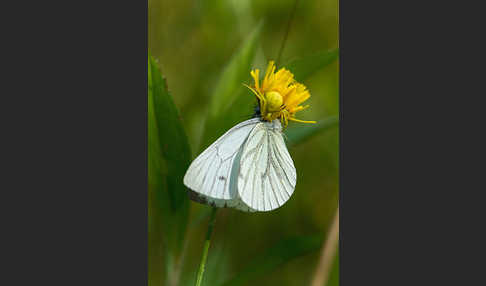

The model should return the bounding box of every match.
[237,120,297,211]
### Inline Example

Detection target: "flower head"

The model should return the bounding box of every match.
[246,61,316,128]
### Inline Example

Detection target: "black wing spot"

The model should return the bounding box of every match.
[218,176,226,181]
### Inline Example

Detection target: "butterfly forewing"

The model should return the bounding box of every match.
[183,118,260,203]
[237,121,297,211]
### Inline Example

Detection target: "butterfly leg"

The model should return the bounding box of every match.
[279,110,287,127]
[244,84,267,119]
[260,95,267,119]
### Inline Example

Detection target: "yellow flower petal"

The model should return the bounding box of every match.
[251,69,260,90]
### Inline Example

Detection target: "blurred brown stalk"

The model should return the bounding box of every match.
[311,206,339,286]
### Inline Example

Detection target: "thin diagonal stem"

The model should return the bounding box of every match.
[276,0,301,65]
[311,206,339,286]
[195,207,218,286]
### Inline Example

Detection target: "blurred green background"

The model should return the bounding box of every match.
[148,0,339,285]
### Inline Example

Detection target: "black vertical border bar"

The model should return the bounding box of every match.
[1,0,149,284]
[339,0,486,284]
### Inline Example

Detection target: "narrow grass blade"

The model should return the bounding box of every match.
[284,49,339,82]
[220,235,322,286]
[208,22,263,118]
[148,55,166,286]
[201,23,263,150]
[285,115,339,147]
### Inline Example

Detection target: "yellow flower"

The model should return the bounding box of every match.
[246,61,316,128]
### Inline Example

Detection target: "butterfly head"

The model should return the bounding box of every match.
[245,61,316,128]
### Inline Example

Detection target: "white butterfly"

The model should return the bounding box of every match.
[183,118,296,212]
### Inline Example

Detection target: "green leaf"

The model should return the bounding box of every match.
[148,55,191,285]
[285,115,339,147]
[220,235,322,286]
[284,49,339,82]
[149,55,191,230]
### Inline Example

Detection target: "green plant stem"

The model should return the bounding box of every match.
[195,207,218,286]
[276,0,301,65]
